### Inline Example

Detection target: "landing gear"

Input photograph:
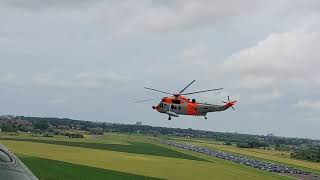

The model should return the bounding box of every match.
[204,116,207,120]
[168,116,172,120]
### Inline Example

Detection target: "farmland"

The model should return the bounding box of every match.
[0,133,291,180]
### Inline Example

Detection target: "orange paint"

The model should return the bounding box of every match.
[187,102,198,115]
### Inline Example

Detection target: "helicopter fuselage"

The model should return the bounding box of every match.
[152,95,235,119]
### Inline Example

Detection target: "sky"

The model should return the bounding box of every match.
[1,0,320,139]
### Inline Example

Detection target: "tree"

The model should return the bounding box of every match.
[34,121,49,130]
[225,141,232,145]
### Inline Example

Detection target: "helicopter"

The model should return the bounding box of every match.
[136,80,237,120]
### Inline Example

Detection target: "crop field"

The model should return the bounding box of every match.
[20,156,160,180]
[0,133,291,180]
[170,136,320,175]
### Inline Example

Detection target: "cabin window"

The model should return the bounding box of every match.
[172,100,181,104]
[178,106,181,110]
[171,105,176,109]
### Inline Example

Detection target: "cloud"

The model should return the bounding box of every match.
[2,0,257,37]
[33,72,129,89]
[48,99,65,104]
[95,0,253,36]
[0,0,98,10]
[0,73,19,86]
[295,100,320,110]
[177,26,320,104]
[0,72,129,89]
[223,26,320,93]
[243,90,282,104]
[224,29,319,76]
[179,43,211,67]
[295,100,320,121]
[237,75,276,90]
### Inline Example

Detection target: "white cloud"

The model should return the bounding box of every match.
[238,75,276,90]
[48,99,65,104]
[247,90,282,104]
[221,26,320,105]
[0,72,129,89]
[228,89,282,105]
[79,0,261,37]
[133,1,251,34]
[295,100,320,110]
[179,43,211,67]
[33,72,129,89]
[224,29,320,78]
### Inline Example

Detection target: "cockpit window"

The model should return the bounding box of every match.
[159,103,164,107]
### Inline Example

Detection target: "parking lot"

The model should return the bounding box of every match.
[160,140,320,179]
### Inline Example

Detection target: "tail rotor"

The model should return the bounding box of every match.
[222,96,237,110]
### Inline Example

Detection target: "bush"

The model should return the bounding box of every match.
[65,133,84,138]
[236,141,269,148]
[237,143,250,148]
[224,141,232,145]
[89,128,103,135]
[43,133,53,137]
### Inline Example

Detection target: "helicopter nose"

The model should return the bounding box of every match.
[152,105,160,112]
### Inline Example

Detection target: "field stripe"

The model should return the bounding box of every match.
[19,155,163,180]
[0,137,207,162]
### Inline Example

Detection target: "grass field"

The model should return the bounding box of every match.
[0,133,292,180]
[0,137,206,162]
[20,156,161,180]
[169,136,320,175]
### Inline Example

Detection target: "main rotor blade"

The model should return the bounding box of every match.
[144,87,173,95]
[179,80,196,94]
[181,88,223,95]
[134,98,162,103]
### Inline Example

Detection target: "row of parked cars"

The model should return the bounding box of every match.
[161,140,317,176]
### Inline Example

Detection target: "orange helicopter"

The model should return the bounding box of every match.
[136,80,237,120]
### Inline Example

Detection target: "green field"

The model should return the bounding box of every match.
[0,133,292,180]
[20,156,161,180]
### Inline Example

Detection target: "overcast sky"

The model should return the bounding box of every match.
[1,0,320,139]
